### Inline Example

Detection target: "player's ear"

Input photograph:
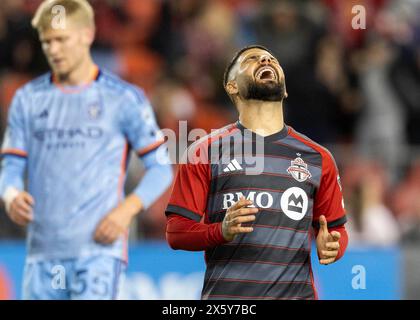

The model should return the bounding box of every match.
[225,81,238,96]
[82,27,95,46]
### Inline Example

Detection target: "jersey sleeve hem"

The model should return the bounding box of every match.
[137,139,165,157]
[312,215,347,229]
[165,204,202,222]
[1,148,28,158]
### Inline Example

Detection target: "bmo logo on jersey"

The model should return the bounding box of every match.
[222,187,309,221]
[280,187,309,221]
[222,192,273,209]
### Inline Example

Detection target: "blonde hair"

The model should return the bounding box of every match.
[31,0,94,31]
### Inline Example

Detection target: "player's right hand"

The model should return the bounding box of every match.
[222,196,258,242]
[7,191,35,227]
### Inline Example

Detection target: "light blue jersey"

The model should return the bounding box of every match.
[0,68,170,263]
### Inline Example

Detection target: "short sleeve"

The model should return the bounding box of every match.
[312,151,346,229]
[165,158,211,222]
[121,87,165,157]
[1,90,28,158]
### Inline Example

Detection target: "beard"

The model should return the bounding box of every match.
[244,80,285,101]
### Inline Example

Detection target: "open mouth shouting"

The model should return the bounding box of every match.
[255,66,278,82]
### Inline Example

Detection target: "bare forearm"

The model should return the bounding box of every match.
[120,193,143,218]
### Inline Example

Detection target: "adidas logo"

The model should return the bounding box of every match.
[223,159,243,172]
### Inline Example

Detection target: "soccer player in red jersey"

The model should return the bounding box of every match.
[165,45,348,300]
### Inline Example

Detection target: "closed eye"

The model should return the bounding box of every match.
[245,55,258,62]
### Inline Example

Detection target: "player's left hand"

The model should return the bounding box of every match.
[316,215,341,265]
[94,194,143,244]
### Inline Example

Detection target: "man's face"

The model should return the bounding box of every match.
[228,48,287,102]
[39,22,92,77]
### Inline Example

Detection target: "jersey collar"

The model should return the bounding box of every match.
[50,65,101,94]
[235,120,289,143]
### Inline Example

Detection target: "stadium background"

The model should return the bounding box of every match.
[0,0,419,299]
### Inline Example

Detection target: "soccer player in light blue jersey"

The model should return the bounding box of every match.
[0,0,173,300]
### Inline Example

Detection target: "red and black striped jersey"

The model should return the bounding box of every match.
[166,121,346,300]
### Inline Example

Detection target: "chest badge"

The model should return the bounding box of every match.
[287,155,312,182]
[87,103,102,120]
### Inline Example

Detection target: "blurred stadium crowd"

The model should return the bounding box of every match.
[0,0,419,247]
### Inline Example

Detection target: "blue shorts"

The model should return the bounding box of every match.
[22,255,125,300]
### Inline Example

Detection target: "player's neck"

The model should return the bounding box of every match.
[54,58,97,86]
[237,100,284,137]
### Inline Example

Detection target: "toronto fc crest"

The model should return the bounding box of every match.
[287,156,312,182]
